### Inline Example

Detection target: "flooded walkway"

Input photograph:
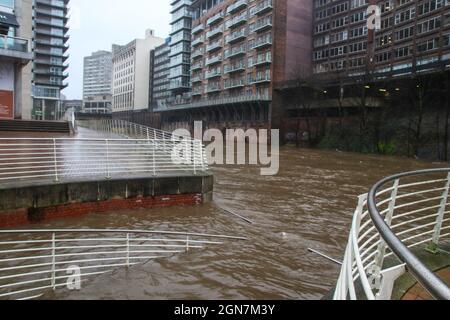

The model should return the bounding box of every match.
[21,147,442,300]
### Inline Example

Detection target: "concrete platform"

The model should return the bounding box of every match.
[0,127,213,227]
[0,173,213,228]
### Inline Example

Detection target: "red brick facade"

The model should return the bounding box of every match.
[0,193,203,228]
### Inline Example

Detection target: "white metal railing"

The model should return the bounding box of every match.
[0,229,247,300]
[77,119,194,141]
[0,136,207,183]
[334,169,450,300]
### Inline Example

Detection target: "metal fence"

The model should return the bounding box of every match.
[0,136,207,183]
[0,229,246,300]
[77,119,191,141]
[334,169,450,300]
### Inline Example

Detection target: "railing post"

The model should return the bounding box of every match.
[428,172,450,253]
[372,179,399,297]
[52,139,59,182]
[51,233,56,290]
[186,236,190,252]
[105,139,111,179]
[152,138,156,176]
[126,233,130,268]
[193,140,197,175]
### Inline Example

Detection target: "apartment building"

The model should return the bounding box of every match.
[151,38,171,110]
[111,29,164,115]
[83,50,112,98]
[312,0,450,78]
[32,0,70,120]
[158,0,313,132]
[0,0,33,120]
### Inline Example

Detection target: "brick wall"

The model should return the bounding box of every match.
[0,193,203,228]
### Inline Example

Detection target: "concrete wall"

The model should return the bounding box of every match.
[14,0,33,120]
[0,174,214,227]
[134,35,165,111]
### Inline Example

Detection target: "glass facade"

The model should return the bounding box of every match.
[169,0,192,95]
[32,0,70,120]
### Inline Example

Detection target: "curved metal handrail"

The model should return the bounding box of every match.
[334,168,450,300]
[367,168,450,300]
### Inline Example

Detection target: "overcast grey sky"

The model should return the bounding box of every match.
[63,0,171,100]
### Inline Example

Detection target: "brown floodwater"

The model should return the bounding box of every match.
[29,146,442,300]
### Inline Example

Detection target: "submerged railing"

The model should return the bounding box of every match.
[334,169,450,300]
[0,229,247,300]
[0,136,207,183]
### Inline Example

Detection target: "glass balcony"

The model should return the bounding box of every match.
[0,35,32,63]
[206,84,221,93]
[191,61,203,71]
[205,55,222,66]
[250,54,272,67]
[252,35,272,49]
[206,25,224,38]
[224,62,246,73]
[250,73,271,84]
[207,12,225,25]
[252,0,273,15]
[224,78,245,89]
[227,0,248,15]
[224,45,246,59]
[191,48,204,59]
[191,35,205,47]
[191,74,203,83]
[226,12,248,29]
[253,18,273,33]
[192,23,205,35]
[205,69,222,79]
[226,29,248,44]
[0,35,29,53]
[206,40,223,52]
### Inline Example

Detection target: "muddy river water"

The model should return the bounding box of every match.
[32,147,442,300]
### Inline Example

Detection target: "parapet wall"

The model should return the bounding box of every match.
[0,174,214,228]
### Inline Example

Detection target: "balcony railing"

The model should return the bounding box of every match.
[224,45,246,59]
[252,36,272,49]
[192,23,205,34]
[227,0,248,15]
[252,0,273,15]
[207,12,225,25]
[191,61,203,71]
[226,29,248,44]
[226,11,248,29]
[206,41,223,52]
[224,62,246,73]
[191,48,204,59]
[0,35,30,54]
[206,25,224,38]
[205,69,222,79]
[191,35,205,47]
[162,93,272,110]
[253,18,272,33]
[224,78,246,89]
[250,54,272,67]
[205,55,222,66]
[250,73,271,84]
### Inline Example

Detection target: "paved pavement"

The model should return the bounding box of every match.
[402,267,450,300]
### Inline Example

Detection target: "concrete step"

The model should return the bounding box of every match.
[0,119,71,133]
